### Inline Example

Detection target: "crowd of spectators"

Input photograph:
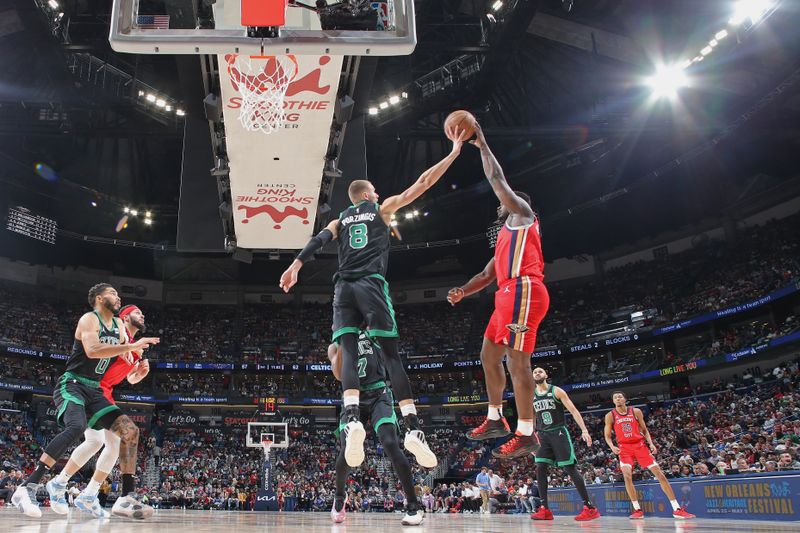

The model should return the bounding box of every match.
[0,311,795,399]
[0,356,798,514]
[0,215,796,367]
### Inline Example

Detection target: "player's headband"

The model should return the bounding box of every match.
[119,305,140,320]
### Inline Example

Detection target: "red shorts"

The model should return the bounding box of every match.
[619,441,656,469]
[100,385,117,405]
[484,276,549,353]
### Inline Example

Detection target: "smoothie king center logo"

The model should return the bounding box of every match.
[237,183,314,229]
[225,55,335,128]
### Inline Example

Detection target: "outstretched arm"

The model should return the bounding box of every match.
[380,126,464,218]
[555,387,592,446]
[279,218,340,293]
[447,258,496,305]
[471,125,534,219]
[77,314,159,359]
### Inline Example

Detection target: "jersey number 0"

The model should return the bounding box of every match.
[94,358,110,375]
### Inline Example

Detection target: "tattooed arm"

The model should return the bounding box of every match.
[471,124,534,221]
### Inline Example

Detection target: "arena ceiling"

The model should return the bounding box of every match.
[0,0,799,283]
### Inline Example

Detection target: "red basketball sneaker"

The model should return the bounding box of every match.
[575,505,601,521]
[465,417,511,440]
[673,508,695,519]
[629,509,644,519]
[531,507,554,520]
[491,433,540,459]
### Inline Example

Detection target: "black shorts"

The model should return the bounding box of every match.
[53,372,121,430]
[534,426,576,467]
[332,274,397,341]
[335,383,398,437]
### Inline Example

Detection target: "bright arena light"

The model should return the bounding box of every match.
[646,64,689,98]
[368,107,378,115]
[729,0,773,26]
[389,95,400,105]
[701,46,713,56]
[379,101,389,109]
[715,29,729,40]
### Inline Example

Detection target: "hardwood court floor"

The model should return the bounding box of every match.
[2,506,797,532]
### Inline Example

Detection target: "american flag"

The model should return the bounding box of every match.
[136,15,170,29]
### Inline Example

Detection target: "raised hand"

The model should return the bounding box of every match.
[445,125,466,154]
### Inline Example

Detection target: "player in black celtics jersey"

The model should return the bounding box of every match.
[11,283,159,519]
[280,125,466,470]
[328,331,423,526]
[529,367,600,521]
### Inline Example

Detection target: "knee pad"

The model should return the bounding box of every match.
[96,432,120,473]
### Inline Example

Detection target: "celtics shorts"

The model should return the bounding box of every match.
[53,372,122,430]
[335,382,398,437]
[332,274,397,342]
[534,426,576,467]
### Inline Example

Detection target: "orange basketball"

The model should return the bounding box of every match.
[444,110,477,141]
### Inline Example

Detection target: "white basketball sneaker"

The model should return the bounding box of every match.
[112,492,154,520]
[343,420,366,467]
[404,430,438,468]
[45,479,69,515]
[12,483,42,518]
[75,492,109,518]
[401,502,425,525]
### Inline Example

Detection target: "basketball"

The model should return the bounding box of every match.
[444,110,477,141]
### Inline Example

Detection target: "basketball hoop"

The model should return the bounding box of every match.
[226,54,299,134]
[261,438,273,458]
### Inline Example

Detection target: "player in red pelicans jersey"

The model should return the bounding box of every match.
[447,122,548,459]
[604,391,695,520]
[62,305,151,518]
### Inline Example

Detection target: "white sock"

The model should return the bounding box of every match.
[84,480,101,497]
[631,500,640,511]
[516,420,534,436]
[400,404,417,417]
[343,395,359,408]
[670,499,680,511]
[487,405,502,421]
[55,471,70,485]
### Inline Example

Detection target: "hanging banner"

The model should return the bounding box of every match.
[219,52,343,249]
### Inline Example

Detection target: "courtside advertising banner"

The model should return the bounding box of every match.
[547,472,799,520]
[219,53,343,249]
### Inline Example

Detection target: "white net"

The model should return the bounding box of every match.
[225,54,299,134]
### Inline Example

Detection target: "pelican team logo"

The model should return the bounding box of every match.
[506,323,530,334]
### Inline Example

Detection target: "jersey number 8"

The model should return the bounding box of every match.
[349,223,368,249]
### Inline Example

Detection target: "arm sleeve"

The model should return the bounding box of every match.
[296,228,334,263]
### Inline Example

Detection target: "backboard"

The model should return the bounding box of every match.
[247,421,289,449]
[110,0,416,56]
